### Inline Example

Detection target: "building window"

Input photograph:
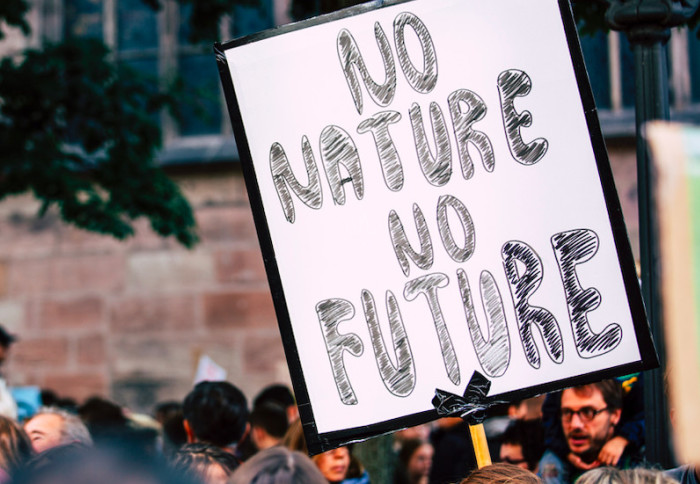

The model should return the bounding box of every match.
[62,0,274,145]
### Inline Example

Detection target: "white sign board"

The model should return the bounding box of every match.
[216,0,656,453]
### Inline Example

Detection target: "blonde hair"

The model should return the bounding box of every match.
[460,463,541,484]
[0,415,33,474]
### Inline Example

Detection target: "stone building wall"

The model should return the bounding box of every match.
[0,165,290,412]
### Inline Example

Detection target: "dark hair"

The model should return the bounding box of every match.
[230,447,327,484]
[460,463,541,484]
[500,419,545,471]
[397,438,426,468]
[154,401,187,454]
[171,442,240,480]
[567,380,623,410]
[395,438,431,484]
[250,402,289,439]
[0,326,16,348]
[183,381,249,447]
[253,385,295,410]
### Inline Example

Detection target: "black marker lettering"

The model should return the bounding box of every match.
[270,138,323,223]
[388,204,434,277]
[502,240,564,369]
[337,25,397,115]
[404,273,460,385]
[409,102,452,186]
[448,89,495,179]
[393,12,438,94]
[320,125,364,205]
[497,69,549,165]
[316,299,364,405]
[357,111,404,191]
[361,289,416,397]
[458,269,510,377]
[436,194,475,263]
[552,229,623,358]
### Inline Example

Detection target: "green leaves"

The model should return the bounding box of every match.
[0,39,198,247]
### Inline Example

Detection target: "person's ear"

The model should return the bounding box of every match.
[183,419,196,443]
[610,408,622,426]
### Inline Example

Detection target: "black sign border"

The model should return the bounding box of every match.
[215,0,658,455]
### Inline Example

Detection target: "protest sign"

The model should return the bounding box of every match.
[647,121,700,464]
[216,0,657,453]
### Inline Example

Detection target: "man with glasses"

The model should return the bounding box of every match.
[538,380,643,484]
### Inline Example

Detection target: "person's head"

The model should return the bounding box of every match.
[253,384,298,424]
[182,381,249,449]
[229,446,327,484]
[250,402,289,451]
[623,468,680,484]
[23,407,92,453]
[171,442,240,484]
[13,444,200,484]
[575,467,627,484]
[0,415,33,474]
[397,439,433,484]
[460,463,541,484]
[499,419,545,472]
[560,380,623,463]
[282,419,307,454]
[0,326,16,366]
[312,447,350,484]
[154,401,187,455]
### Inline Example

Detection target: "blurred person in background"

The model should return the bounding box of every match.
[23,407,92,454]
[249,402,289,451]
[0,415,33,482]
[460,463,541,484]
[394,438,433,484]
[0,326,17,420]
[499,418,545,472]
[183,381,249,461]
[253,384,298,424]
[154,401,188,456]
[171,442,240,484]
[283,419,369,484]
[230,446,327,484]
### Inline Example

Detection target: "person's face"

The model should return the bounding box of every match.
[0,345,8,366]
[561,387,621,461]
[407,443,433,481]
[24,413,65,453]
[314,447,350,483]
[499,443,528,470]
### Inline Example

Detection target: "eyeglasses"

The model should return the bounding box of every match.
[561,406,609,423]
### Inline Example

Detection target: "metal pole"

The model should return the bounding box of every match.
[605,0,699,468]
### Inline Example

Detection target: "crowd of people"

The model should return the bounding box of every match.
[0,325,694,484]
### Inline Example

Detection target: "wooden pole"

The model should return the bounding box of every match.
[469,423,492,468]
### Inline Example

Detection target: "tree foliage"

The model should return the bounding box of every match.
[0,39,198,247]
[0,0,200,247]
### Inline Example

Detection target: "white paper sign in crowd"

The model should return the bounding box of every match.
[216,0,656,453]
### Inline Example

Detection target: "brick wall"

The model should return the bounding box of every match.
[0,166,290,412]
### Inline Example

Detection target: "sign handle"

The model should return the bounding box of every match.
[469,423,492,468]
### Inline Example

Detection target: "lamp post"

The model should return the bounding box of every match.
[605,0,699,468]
